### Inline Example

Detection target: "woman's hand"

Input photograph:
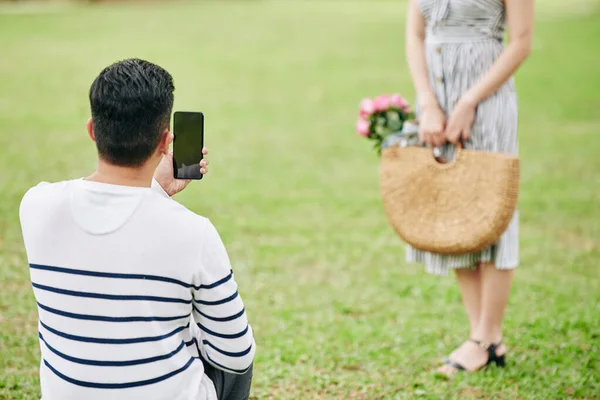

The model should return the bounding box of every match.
[419,103,447,147]
[444,97,476,144]
[154,148,209,197]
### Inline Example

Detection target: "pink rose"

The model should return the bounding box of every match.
[402,105,412,114]
[390,94,409,109]
[359,98,375,117]
[373,94,391,112]
[355,118,370,137]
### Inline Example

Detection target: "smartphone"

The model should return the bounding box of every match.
[173,111,204,180]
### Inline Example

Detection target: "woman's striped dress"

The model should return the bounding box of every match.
[407,0,520,275]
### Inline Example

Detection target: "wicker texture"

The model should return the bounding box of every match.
[380,145,520,255]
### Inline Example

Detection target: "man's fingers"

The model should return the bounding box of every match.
[200,168,207,175]
[202,147,209,155]
[200,159,209,167]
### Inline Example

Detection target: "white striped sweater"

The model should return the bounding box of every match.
[19,179,255,400]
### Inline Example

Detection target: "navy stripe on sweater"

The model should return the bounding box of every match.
[40,320,190,344]
[30,263,232,291]
[194,291,239,306]
[205,353,250,374]
[43,357,196,389]
[193,306,246,322]
[37,301,190,323]
[40,333,186,367]
[32,282,192,304]
[202,340,253,358]
[197,272,233,289]
[197,323,249,339]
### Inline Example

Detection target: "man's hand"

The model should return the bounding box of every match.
[154,148,209,197]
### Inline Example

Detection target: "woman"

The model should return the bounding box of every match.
[405,0,534,374]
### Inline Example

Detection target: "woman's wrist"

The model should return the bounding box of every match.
[461,91,480,108]
[418,92,440,110]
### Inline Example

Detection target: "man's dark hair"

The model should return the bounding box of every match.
[89,58,175,167]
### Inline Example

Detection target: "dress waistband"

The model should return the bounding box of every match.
[426,27,503,44]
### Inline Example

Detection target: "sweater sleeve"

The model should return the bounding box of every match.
[191,219,255,374]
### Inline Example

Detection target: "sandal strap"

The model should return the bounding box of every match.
[468,338,503,349]
[443,359,467,371]
[468,338,503,362]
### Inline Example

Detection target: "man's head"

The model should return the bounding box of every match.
[88,59,175,167]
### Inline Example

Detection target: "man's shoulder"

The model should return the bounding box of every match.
[144,191,211,231]
[20,180,73,209]
[19,180,78,230]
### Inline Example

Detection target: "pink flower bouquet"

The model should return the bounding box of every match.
[355,93,416,154]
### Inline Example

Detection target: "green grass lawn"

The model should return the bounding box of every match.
[0,1,599,399]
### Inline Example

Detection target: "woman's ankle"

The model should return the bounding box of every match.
[472,328,503,344]
[469,327,479,338]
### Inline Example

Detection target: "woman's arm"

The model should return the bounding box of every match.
[462,0,535,105]
[406,0,446,146]
[445,0,535,143]
[405,0,437,109]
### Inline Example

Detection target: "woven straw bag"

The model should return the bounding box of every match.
[380,143,520,255]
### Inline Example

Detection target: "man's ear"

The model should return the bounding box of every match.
[158,128,173,155]
[86,118,96,142]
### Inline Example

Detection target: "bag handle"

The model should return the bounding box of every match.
[409,120,464,162]
[432,140,463,164]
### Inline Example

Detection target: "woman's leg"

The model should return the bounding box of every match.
[473,262,513,345]
[455,266,483,336]
[439,262,512,373]
[440,266,482,365]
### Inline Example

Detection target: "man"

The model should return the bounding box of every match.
[19,59,255,400]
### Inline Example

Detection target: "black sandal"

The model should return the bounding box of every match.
[442,339,506,372]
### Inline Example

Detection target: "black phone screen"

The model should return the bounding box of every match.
[173,111,204,180]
